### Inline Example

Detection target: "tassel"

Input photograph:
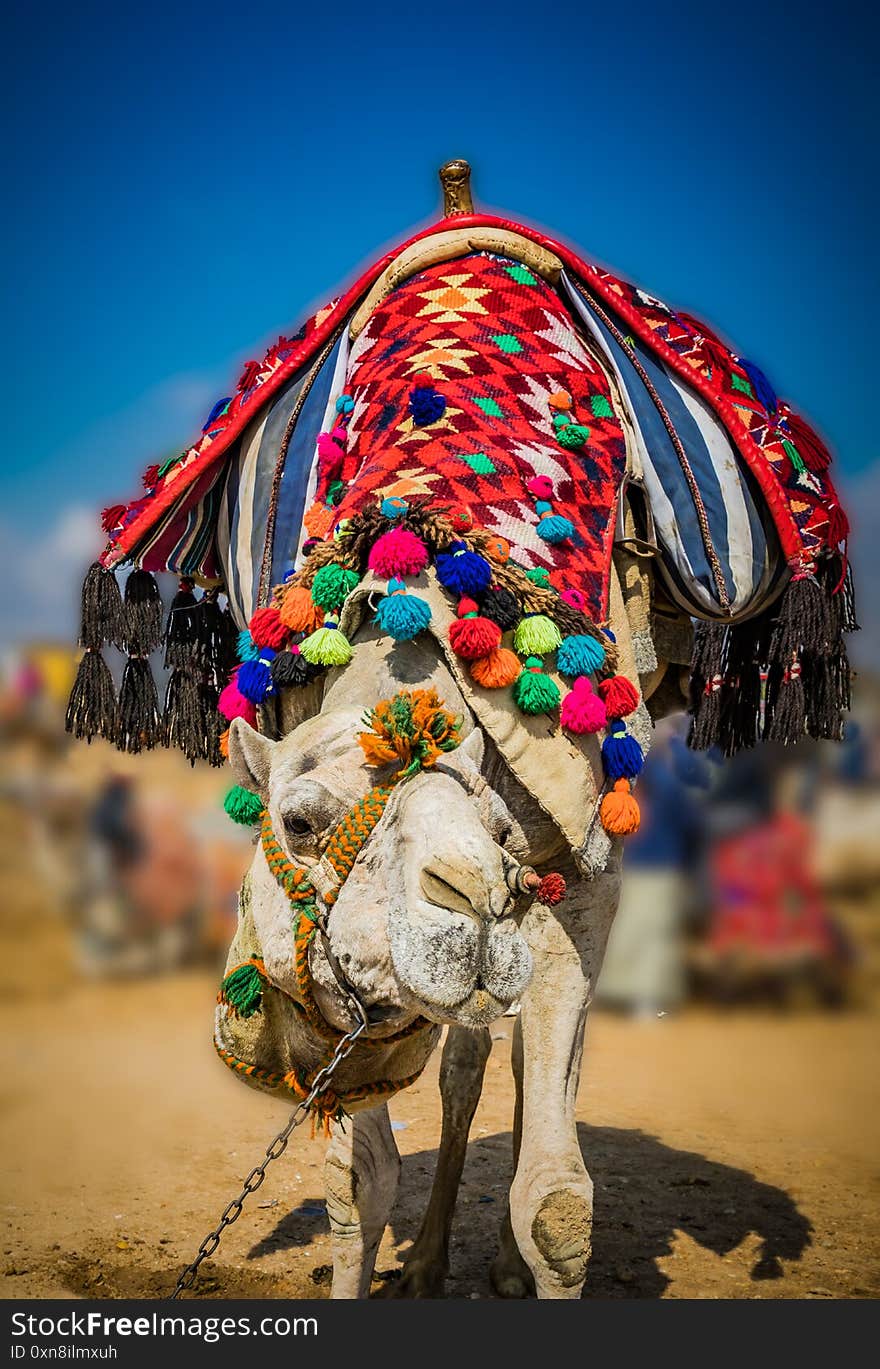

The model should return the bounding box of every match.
[65,650,117,742]
[600,779,641,836]
[218,673,257,725]
[310,563,360,611]
[101,504,127,534]
[557,633,606,678]
[249,606,289,650]
[163,671,217,765]
[478,585,521,631]
[219,961,265,1017]
[783,412,831,472]
[513,657,561,714]
[535,512,575,545]
[236,652,277,704]
[770,572,833,662]
[448,598,501,660]
[513,613,562,656]
[270,648,316,688]
[223,785,264,827]
[688,621,726,751]
[561,676,607,734]
[122,568,163,655]
[470,647,521,689]
[116,657,161,753]
[738,358,777,414]
[535,872,566,906]
[279,583,324,634]
[768,659,806,744]
[368,526,430,579]
[163,579,199,668]
[435,541,492,597]
[300,620,353,667]
[602,722,645,780]
[374,581,432,641]
[78,562,124,650]
[598,674,639,720]
[194,596,238,687]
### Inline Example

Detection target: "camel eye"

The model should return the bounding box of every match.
[284,815,313,838]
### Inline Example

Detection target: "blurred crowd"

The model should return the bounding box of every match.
[2,642,879,1011]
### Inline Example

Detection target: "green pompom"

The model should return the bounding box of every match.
[514,658,561,715]
[224,785,264,826]
[219,961,266,1018]
[556,422,590,450]
[310,563,360,610]
[300,622,353,667]
[513,613,562,656]
[524,567,551,588]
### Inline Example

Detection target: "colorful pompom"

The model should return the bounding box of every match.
[236,652,277,704]
[514,657,561,714]
[524,567,551,588]
[557,633,606,678]
[380,496,409,519]
[548,390,572,412]
[448,598,502,660]
[513,613,562,657]
[224,785,264,826]
[310,563,360,611]
[601,722,645,780]
[478,585,521,631]
[317,431,344,470]
[536,512,575,544]
[219,727,230,759]
[236,629,260,662]
[335,393,355,416]
[409,380,446,426]
[598,674,640,720]
[526,475,555,500]
[600,779,641,836]
[555,422,590,450]
[270,648,314,688]
[435,542,492,597]
[300,620,353,667]
[449,506,474,535]
[368,526,429,579]
[218,676,257,725]
[535,872,566,906]
[483,533,510,563]
[375,582,432,641]
[219,961,265,1017]
[278,584,323,634]
[559,587,587,612]
[560,676,608,734]
[470,647,521,689]
[249,605,288,650]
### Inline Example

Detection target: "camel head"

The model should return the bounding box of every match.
[228,700,534,1031]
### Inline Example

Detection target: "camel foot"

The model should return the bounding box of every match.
[389,1250,448,1299]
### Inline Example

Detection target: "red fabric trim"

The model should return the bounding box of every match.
[105,213,809,569]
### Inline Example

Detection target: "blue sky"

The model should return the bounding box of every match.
[1,0,877,645]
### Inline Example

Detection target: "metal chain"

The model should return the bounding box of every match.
[170,1012,367,1299]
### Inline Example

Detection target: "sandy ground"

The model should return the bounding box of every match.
[2,964,878,1301]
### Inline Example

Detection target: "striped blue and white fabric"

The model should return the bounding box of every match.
[562,273,784,621]
[216,332,348,629]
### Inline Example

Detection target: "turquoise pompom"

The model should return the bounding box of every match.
[536,514,575,545]
[557,633,606,678]
[375,590,432,641]
[237,629,260,662]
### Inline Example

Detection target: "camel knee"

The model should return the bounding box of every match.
[510,1167,593,1298]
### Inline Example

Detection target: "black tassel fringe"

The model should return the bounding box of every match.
[123,569,163,655]
[116,657,161,753]
[65,649,118,742]
[78,562,124,650]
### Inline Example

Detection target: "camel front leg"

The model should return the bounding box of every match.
[395,1025,492,1296]
[324,1103,400,1298]
[508,855,621,1299]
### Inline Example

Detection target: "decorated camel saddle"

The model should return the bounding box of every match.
[63,162,858,1296]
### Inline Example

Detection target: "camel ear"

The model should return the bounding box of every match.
[228,717,276,801]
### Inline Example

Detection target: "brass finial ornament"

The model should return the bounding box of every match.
[439,159,474,216]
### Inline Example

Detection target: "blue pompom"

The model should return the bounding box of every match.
[335,393,355,415]
[557,634,606,678]
[435,541,492,597]
[536,513,575,545]
[602,722,644,780]
[381,496,409,520]
[409,387,446,426]
[375,591,432,642]
[237,652,277,704]
[237,629,260,662]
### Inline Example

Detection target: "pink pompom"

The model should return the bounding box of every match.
[559,587,587,612]
[249,606,288,650]
[218,675,258,725]
[598,674,640,720]
[526,475,554,500]
[317,431,343,463]
[368,526,429,578]
[560,676,607,734]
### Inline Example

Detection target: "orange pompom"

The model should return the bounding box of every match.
[548,389,572,411]
[219,728,230,759]
[279,584,324,634]
[600,778,641,835]
[484,534,510,563]
[470,646,521,689]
